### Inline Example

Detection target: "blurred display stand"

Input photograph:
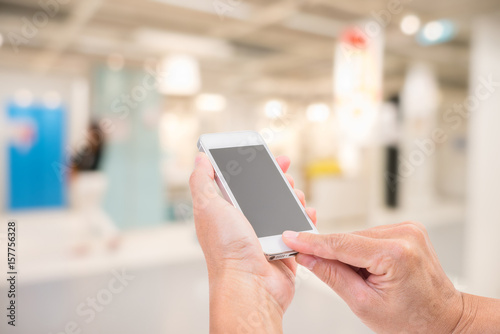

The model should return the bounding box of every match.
[0,216,202,286]
[400,63,440,211]
[92,66,165,228]
[307,159,368,224]
[70,171,120,255]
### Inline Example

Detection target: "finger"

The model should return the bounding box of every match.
[282,231,388,275]
[294,189,306,207]
[285,173,295,188]
[276,156,291,174]
[352,222,426,239]
[351,224,404,239]
[305,207,317,225]
[296,254,373,309]
[279,257,297,275]
[189,153,226,212]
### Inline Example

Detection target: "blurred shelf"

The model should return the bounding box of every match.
[0,210,202,286]
[368,200,466,228]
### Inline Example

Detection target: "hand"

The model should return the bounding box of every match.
[282,222,464,333]
[189,152,317,332]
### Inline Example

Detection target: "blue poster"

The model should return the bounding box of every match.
[6,101,67,210]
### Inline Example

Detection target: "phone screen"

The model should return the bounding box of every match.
[210,145,312,238]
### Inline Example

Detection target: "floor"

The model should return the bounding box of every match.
[0,213,465,334]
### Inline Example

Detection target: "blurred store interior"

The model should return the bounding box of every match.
[0,0,500,333]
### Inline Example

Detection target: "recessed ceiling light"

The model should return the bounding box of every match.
[423,21,444,41]
[195,93,226,112]
[306,103,330,122]
[417,20,455,45]
[400,15,420,35]
[264,100,286,119]
[158,54,201,96]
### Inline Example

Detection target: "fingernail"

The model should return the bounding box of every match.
[283,230,299,239]
[298,255,317,270]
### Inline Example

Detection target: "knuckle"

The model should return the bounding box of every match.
[401,222,428,243]
[323,262,340,288]
[327,233,347,251]
[372,253,395,273]
[404,221,427,233]
[393,240,417,262]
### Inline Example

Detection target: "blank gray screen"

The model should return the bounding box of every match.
[210,145,312,238]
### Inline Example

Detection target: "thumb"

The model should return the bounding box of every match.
[296,254,372,309]
[189,153,222,212]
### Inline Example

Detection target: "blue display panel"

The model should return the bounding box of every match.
[7,101,67,210]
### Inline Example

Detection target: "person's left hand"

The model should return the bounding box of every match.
[189,152,317,328]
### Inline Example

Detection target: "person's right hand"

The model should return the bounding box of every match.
[282,221,464,333]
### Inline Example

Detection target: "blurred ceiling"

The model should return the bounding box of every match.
[0,0,498,98]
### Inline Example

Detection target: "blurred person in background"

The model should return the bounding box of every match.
[190,152,500,333]
[70,121,120,255]
[71,121,104,173]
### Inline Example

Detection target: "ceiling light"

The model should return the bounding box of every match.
[264,100,286,119]
[195,93,226,112]
[423,21,444,41]
[306,103,330,122]
[400,15,420,35]
[158,55,201,96]
[418,20,455,45]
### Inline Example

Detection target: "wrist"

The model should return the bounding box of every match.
[451,293,478,333]
[452,292,500,333]
[208,269,284,333]
[417,287,464,334]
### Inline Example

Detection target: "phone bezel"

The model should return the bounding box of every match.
[197,130,318,259]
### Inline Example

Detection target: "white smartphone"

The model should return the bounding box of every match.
[197,130,318,261]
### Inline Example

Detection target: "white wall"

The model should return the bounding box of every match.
[465,11,500,298]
